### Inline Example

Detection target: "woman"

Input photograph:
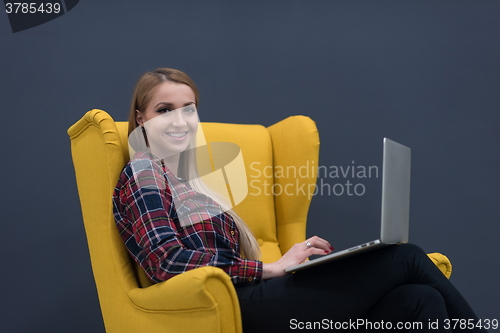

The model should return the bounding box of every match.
[113,68,485,332]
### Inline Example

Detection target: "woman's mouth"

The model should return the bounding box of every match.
[166,131,189,139]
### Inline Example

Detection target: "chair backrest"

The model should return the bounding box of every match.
[68,109,319,319]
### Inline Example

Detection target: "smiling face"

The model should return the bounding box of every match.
[136,81,199,161]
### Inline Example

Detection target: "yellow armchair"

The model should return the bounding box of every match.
[68,109,451,333]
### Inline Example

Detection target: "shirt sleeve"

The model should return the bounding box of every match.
[115,158,263,285]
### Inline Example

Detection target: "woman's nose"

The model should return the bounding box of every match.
[172,109,187,127]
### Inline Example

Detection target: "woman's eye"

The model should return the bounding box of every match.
[183,106,197,113]
[157,108,171,113]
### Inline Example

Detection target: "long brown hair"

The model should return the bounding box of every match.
[127,68,261,260]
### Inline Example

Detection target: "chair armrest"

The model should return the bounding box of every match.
[427,253,452,279]
[128,266,240,312]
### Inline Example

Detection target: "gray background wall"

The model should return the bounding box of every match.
[1,1,498,332]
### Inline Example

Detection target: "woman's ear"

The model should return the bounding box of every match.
[135,110,144,127]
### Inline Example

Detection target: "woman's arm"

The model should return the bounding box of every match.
[114,158,263,285]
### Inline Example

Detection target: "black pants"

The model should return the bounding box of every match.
[235,244,484,332]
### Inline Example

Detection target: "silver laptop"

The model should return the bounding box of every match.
[285,138,411,273]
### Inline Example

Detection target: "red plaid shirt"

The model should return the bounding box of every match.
[113,152,263,285]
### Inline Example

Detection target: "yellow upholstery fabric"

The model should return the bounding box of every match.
[68,109,451,333]
[427,252,453,278]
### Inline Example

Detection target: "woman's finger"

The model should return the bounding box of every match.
[307,247,333,257]
[305,236,334,252]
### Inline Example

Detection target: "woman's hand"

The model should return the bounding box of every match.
[262,236,334,280]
